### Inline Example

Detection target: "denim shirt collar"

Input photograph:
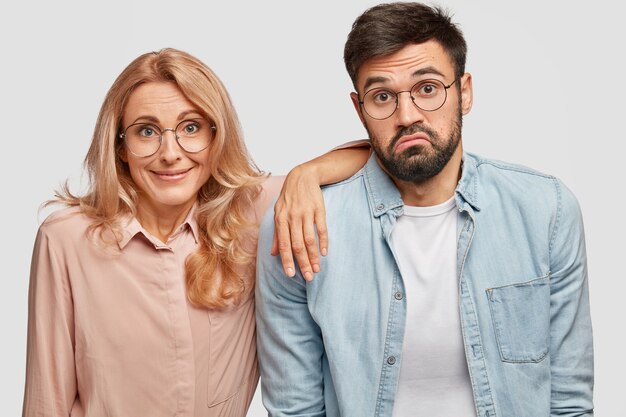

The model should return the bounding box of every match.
[362,151,482,217]
[363,154,404,218]
[456,152,481,212]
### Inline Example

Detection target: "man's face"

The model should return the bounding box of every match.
[350,40,473,182]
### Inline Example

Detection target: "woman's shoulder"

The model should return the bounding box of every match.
[260,174,285,198]
[38,206,94,240]
[253,174,285,222]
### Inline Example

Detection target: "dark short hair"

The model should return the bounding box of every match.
[344,2,467,89]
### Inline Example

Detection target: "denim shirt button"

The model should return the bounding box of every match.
[387,356,396,365]
[394,292,403,300]
[376,204,385,211]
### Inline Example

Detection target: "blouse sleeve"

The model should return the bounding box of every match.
[252,175,286,223]
[332,138,371,151]
[23,225,78,416]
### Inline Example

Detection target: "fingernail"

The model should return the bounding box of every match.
[312,264,320,273]
[321,248,327,256]
[287,267,295,277]
[304,271,313,281]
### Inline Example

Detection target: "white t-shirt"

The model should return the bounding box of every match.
[390,197,476,416]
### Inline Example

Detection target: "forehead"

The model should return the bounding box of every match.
[356,40,455,91]
[123,81,198,122]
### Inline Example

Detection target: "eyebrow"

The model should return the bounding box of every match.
[362,76,389,92]
[362,66,448,92]
[130,110,204,125]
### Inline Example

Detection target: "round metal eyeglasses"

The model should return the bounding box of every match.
[358,78,457,120]
[119,118,216,157]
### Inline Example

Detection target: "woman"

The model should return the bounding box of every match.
[22,48,367,416]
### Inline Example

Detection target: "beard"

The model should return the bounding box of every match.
[367,110,462,183]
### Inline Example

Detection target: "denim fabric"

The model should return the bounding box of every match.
[256,152,593,417]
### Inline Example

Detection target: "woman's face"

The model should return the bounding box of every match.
[120,81,213,216]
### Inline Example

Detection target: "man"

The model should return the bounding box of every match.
[256,3,594,416]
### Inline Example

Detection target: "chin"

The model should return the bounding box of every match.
[161,197,197,208]
[148,190,198,209]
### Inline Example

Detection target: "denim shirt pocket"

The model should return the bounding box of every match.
[486,275,550,363]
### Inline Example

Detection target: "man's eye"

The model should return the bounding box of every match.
[373,91,394,104]
[417,83,438,96]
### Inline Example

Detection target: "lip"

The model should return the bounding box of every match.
[150,167,193,181]
[394,133,430,153]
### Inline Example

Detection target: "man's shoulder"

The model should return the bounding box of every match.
[466,152,555,181]
[464,152,581,213]
[465,152,564,195]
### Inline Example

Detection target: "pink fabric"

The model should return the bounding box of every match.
[23,176,284,417]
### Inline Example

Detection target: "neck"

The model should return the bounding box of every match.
[136,200,196,244]
[390,145,463,207]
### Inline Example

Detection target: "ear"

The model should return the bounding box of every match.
[459,73,473,115]
[350,92,367,126]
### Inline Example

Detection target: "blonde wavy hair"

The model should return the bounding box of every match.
[55,48,265,309]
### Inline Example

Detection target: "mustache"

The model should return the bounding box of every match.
[389,123,438,150]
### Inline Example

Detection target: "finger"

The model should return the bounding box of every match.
[271,198,285,257]
[314,207,328,259]
[289,218,314,282]
[270,227,279,256]
[274,213,295,277]
[301,213,321,274]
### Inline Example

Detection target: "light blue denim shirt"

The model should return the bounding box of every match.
[256,152,593,417]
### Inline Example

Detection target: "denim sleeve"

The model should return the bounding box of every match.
[256,209,326,417]
[549,179,594,416]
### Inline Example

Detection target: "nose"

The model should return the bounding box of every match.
[158,129,182,163]
[395,90,425,128]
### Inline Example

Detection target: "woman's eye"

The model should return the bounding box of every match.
[185,124,199,134]
[179,120,202,136]
[139,126,157,137]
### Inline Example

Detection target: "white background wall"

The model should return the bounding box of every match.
[1,0,622,415]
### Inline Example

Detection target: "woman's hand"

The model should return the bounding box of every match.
[271,143,370,281]
[271,164,327,282]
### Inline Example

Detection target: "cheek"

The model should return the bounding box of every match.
[436,115,450,133]
[367,119,394,140]
[197,167,212,186]
[126,158,140,176]
[125,157,150,187]
[191,154,213,184]
[431,104,459,135]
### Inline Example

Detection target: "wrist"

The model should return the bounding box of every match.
[295,160,324,184]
